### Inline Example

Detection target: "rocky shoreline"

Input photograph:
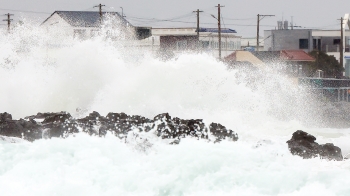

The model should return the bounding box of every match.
[0,112,343,161]
[0,112,238,143]
[286,130,343,161]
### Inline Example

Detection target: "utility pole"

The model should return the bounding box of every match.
[94,4,105,25]
[193,9,203,48]
[3,13,13,33]
[257,14,274,51]
[339,17,344,72]
[216,4,224,59]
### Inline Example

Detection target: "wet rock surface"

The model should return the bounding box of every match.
[0,112,238,143]
[287,130,343,161]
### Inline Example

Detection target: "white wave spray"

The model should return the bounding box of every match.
[1,22,350,195]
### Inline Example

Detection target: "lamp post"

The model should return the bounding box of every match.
[120,7,125,17]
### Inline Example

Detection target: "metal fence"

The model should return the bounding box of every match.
[299,78,350,102]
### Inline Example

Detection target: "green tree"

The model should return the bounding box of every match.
[305,50,344,78]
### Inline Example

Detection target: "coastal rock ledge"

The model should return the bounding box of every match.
[287,130,343,161]
[0,112,238,143]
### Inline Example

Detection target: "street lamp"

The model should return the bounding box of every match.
[120,7,125,17]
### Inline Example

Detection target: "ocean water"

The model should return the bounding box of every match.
[1,23,350,195]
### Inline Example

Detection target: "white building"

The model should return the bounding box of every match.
[41,11,150,40]
[144,27,241,58]
[264,14,350,76]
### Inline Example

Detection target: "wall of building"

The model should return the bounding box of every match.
[319,37,340,52]
[199,35,241,50]
[152,28,196,36]
[159,36,197,51]
[264,29,313,52]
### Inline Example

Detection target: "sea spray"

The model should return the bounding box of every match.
[1,21,350,195]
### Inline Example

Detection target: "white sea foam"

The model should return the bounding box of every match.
[1,23,350,195]
[0,133,349,196]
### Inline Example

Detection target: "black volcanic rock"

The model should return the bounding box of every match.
[153,113,188,139]
[0,112,12,122]
[209,123,238,142]
[153,113,211,140]
[39,112,78,138]
[287,130,343,161]
[105,112,154,138]
[0,112,43,141]
[0,112,238,144]
[76,111,105,136]
[319,143,343,161]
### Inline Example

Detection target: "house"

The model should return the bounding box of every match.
[224,50,315,76]
[149,27,241,58]
[264,14,350,76]
[41,11,151,40]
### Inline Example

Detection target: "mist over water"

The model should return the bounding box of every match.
[1,23,350,195]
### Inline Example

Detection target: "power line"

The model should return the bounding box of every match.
[221,14,226,29]
[301,23,339,29]
[80,6,96,11]
[126,12,194,22]
[223,18,255,21]
[0,8,50,14]
[127,13,267,26]
[128,17,279,27]
[257,14,275,51]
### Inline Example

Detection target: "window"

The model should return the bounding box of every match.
[210,41,214,48]
[299,39,309,49]
[333,39,341,45]
[176,40,187,50]
[74,29,86,39]
[201,41,209,48]
[214,42,218,49]
[90,30,99,37]
[229,41,235,49]
[227,42,231,49]
[222,42,226,49]
[313,39,321,50]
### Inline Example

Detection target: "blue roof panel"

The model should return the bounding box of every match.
[198,28,237,33]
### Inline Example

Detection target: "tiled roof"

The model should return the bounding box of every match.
[280,50,315,61]
[224,51,236,62]
[251,51,281,62]
[251,50,315,62]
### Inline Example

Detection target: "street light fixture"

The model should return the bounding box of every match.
[120,7,126,17]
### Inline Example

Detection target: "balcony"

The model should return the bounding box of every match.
[322,45,350,52]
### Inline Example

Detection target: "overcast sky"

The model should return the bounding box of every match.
[1,0,349,37]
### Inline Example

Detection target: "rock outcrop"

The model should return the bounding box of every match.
[0,112,238,143]
[287,130,343,161]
